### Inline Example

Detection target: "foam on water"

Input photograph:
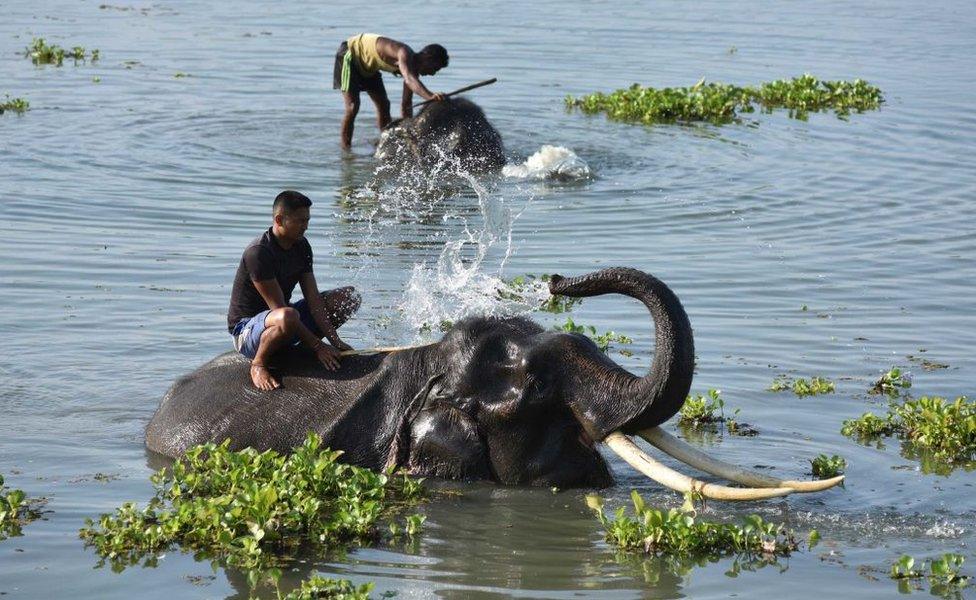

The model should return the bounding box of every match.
[502,145,593,181]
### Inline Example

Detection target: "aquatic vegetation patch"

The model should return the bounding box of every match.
[809,454,846,479]
[79,434,427,580]
[554,317,633,355]
[498,274,583,314]
[566,74,883,125]
[890,553,969,595]
[587,491,800,557]
[870,366,912,397]
[679,389,726,426]
[0,474,43,541]
[24,37,99,66]
[282,576,372,600]
[678,390,756,436]
[768,376,835,397]
[842,396,975,464]
[0,95,29,115]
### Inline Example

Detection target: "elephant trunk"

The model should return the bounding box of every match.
[549,267,695,441]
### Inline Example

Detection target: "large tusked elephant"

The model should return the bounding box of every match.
[146,268,842,500]
[375,97,505,172]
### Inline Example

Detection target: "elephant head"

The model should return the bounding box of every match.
[146,267,843,500]
[375,97,505,172]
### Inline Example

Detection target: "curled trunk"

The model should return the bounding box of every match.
[549,267,695,440]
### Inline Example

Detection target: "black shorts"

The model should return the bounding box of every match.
[332,41,386,96]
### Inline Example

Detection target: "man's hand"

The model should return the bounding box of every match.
[314,343,342,371]
[430,92,446,102]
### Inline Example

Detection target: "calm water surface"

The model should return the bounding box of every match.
[2,1,975,598]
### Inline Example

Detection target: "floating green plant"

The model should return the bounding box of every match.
[24,37,99,66]
[890,553,969,595]
[870,366,912,397]
[842,396,975,464]
[587,491,799,557]
[498,274,583,314]
[679,389,725,426]
[79,434,427,587]
[768,376,835,397]
[282,576,372,600]
[566,74,883,125]
[809,454,846,479]
[0,95,29,115]
[678,390,755,437]
[0,474,42,541]
[554,317,633,355]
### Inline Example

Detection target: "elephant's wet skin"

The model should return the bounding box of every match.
[375,97,505,172]
[146,267,845,499]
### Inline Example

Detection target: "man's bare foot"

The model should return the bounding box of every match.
[250,363,279,391]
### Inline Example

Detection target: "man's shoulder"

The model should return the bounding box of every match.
[242,230,274,258]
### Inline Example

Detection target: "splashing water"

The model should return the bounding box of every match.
[502,145,592,181]
[398,166,549,343]
[345,146,551,344]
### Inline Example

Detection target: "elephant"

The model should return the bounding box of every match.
[146,267,843,500]
[374,97,505,172]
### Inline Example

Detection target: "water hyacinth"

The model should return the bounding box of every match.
[0,474,42,541]
[282,576,372,600]
[842,396,975,464]
[678,389,725,426]
[24,37,99,66]
[554,317,633,355]
[890,553,969,596]
[768,376,835,397]
[566,75,883,125]
[870,366,912,397]
[810,454,846,479]
[0,95,29,115]
[79,434,427,574]
[587,491,799,557]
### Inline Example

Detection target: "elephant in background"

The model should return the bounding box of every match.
[375,97,505,172]
[146,268,842,500]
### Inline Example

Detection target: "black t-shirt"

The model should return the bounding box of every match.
[227,228,313,332]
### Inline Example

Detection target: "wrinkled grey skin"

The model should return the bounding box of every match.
[375,97,505,172]
[145,267,694,488]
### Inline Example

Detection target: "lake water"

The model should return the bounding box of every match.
[2,0,975,598]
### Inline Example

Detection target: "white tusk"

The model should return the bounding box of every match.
[604,432,793,501]
[637,426,844,493]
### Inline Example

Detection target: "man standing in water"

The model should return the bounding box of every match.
[333,33,449,148]
[227,190,360,390]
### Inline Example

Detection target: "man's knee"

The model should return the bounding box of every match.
[269,307,300,334]
[344,97,361,116]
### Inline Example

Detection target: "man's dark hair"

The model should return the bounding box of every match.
[273,190,312,214]
[418,44,449,69]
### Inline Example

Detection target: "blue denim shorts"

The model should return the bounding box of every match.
[230,298,322,359]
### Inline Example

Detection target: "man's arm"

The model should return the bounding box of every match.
[401,83,414,119]
[298,273,351,351]
[395,45,442,102]
[253,278,287,310]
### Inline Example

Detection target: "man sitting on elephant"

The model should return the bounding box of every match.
[333,33,449,149]
[227,190,360,391]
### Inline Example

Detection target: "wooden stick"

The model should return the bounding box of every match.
[338,344,430,357]
[411,77,497,110]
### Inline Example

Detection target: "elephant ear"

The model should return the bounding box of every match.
[549,268,695,440]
